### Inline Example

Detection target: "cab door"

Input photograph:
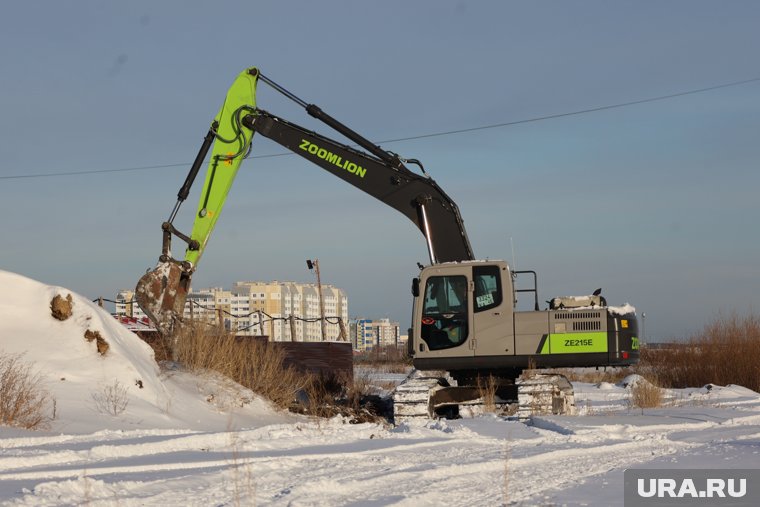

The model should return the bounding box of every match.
[415,265,474,359]
[472,263,515,356]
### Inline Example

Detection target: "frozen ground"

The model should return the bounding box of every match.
[2,270,759,506]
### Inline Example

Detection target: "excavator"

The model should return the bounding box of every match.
[136,67,639,420]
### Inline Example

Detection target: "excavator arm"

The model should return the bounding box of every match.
[241,110,474,263]
[136,67,473,336]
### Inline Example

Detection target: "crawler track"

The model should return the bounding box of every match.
[392,370,576,422]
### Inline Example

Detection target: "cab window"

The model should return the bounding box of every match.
[420,275,469,350]
[474,265,502,312]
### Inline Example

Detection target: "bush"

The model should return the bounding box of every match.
[0,353,54,430]
[640,312,760,391]
[91,379,129,416]
[629,378,664,408]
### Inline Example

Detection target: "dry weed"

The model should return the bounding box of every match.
[0,353,54,429]
[639,311,760,391]
[173,323,309,409]
[476,374,498,412]
[549,367,634,384]
[353,345,411,374]
[629,378,664,409]
[173,324,387,420]
[228,430,255,507]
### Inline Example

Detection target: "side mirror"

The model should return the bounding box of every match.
[411,278,420,297]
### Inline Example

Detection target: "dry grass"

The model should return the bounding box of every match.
[0,353,54,429]
[629,378,664,408]
[227,430,255,507]
[173,323,310,409]
[476,374,498,412]
[546,367,634,384]
[354,345,411,373]
[171,324,391,421]
[344,371,372,410]
[639,312,760,391]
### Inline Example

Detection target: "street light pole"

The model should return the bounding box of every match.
[307,259,327,342]
[642,312,646,346]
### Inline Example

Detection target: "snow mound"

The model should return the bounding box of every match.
[617,374,650,389]
[0,270,295,433]
[0,270,165,419]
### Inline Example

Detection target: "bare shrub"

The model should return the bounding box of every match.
[0,353,54,429]
[629,378,664,408]
[173,324,310,409]
[91,379,129,416]
[640,312,760,391]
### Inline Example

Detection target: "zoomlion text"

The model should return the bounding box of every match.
[299,140,367,178]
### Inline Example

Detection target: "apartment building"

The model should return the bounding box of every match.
[350,318,401,351]
[116,281,348,342]
[115,289,147,320]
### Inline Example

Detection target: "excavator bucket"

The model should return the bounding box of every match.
[135,261,192,337]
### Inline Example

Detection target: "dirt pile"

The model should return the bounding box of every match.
[84,329,110,356]
[50,294,73,321]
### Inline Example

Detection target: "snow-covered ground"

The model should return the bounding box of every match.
[2,270,759,506]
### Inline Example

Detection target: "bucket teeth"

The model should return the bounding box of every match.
[134,261,191,336]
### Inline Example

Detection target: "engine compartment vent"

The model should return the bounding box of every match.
[555,311,602,320]
[573,320,602,331]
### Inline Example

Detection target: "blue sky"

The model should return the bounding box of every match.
[1,1,758,341]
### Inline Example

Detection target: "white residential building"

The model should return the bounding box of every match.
[115,281,349,342]
[231,281,348,341]
[115,289,147,320]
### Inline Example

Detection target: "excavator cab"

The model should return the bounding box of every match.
[410,260,639,374]
[420,275,469,350]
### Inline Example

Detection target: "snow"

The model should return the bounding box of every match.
[608,303,637,316]
[2,270,760,506]
[0,270,292,435]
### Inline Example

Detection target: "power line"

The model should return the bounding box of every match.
[378,76,760,143]
[2,162,189,180]
[2,76,758,182]
[0,152,292,181]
